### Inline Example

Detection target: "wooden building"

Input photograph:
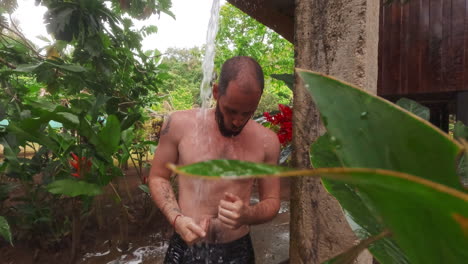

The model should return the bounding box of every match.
[379,0,468,131]
[227,0,468,131]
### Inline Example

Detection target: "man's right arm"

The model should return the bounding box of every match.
[148,113,207,244]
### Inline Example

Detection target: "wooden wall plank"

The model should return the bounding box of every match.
[380,3,393,95]
[441,0,451,90]
[449,0,466,92]
[389,4,401,94]
[429,0,443,93]
[400,4,410,94]
[378,0,468,97]
[420,0,431,94]
[378,1,386,94]
[407,0,422,95]
[465,0,468,89]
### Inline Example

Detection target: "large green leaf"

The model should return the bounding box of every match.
[323,231,391,264]
[7,122,59,152]
[0,134,20,166]
[90,94,110,123]
[47,179,102,197]
[396,98,430,121]
[310,133,342,168]
[120,113,141,131]
[297,69,464,192]
[170,159,291,179]
[55,64,86,73]
[271,73,294,91]
[311,134,408,264]
[171,161,468,264]
[0,216,12,245]
[454,121,468,141]
[97,115,121,155]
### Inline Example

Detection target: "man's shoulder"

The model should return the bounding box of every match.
[249,120,280,143]
[166,109,200,123]
[160,110,198,140]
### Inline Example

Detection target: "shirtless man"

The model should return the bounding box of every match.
[148,56,281,263]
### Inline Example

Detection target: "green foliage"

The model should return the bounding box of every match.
[396,98,430,121]
[0,0,173,247]
[97,115,121,155]
[454,121,468,141]
[454,121,468,188]
[215,3,293,114]
[0,215,13,245]
[300,71,463,191]
[310,133,407,264]
[47,179,102,197]
[301,69,467,263]
[152,47,204,111]
[271,74,294,91]
[171,159,290,179]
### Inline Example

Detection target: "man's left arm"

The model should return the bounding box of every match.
[218,132,281,229]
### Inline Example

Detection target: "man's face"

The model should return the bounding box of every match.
[214,80,261,138]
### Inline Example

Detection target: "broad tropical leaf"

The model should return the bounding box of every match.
[300,69,467,263]
[169,159,290,179]
[454,121,468,141]
[97,115,121,155]
[396,98,429,121]
[323,230,391,264]
[311,134,408,264]
[297,69,464,192]
[271,73,294,91]
[0,216,13,245]
[47,179,102,197]
[171,161,468,264]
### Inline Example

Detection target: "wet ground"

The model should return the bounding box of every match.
[78,210,290,264]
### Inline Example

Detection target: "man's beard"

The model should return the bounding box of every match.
[215,104,246,137]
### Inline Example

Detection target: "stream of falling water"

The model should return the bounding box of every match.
[199,0,221,110]
[191,0,222,262]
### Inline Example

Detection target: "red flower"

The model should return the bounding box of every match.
[263,104,293,145]
[70,152,92,178]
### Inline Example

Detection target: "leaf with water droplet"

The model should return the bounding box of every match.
[360,111,368,119]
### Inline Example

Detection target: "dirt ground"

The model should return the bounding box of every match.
[0,167,291,264]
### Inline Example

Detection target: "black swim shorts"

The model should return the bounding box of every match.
[164,232,255,264]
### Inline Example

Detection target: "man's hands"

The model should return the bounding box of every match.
[218,192,251,230]
[174,215,209,245]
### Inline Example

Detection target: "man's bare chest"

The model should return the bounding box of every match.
[177,133,265,165]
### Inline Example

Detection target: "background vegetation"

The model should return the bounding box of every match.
[0,0,294,260]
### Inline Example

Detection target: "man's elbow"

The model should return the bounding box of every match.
[266,199,281,221]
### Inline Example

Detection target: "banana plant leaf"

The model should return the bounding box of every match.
[170,161,468,264]
[311,133,408,264]
[395,98,429,121]
[297,69,465,192]
[322,230,391,264]
[299,69,468,263]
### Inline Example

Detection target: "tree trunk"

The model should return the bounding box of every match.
[290,0,379,263]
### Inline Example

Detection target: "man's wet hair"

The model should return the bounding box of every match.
[218,56,264,96]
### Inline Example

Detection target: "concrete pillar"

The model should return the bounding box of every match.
[290,0,379,263]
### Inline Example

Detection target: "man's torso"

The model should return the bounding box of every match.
[174,109,268,243]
